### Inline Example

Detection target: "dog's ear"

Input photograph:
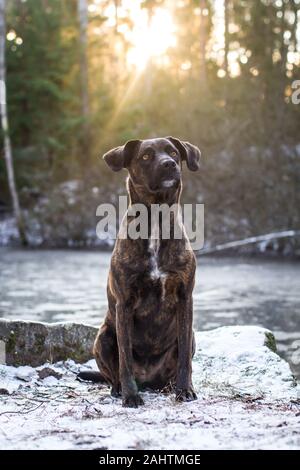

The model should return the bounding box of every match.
[166,137,201,171]
[103,140,141,172]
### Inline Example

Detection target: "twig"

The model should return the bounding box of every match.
[0,401,44,416]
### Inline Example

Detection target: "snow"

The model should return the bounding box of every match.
[0,217,18,246]
[193,326,297,401]
[0,326,299,450]
[200,230,300,255]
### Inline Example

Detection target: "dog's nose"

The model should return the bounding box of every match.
[161,159,176,169]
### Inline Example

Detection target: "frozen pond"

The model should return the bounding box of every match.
[0,248,300,378]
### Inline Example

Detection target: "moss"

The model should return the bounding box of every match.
[35,333,47,355]
[264,331,277,353]
[72,345,89,362]
[51,343,89,363]
[6,331,17,354]
[12,357,23,367]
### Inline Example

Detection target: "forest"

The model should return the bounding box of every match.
[0,0,300,251]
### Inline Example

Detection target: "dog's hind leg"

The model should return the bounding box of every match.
[93,323,121,397]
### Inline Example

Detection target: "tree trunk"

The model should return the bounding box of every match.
[199,0,207,87]
[112,0,122,92]
[114,0,120,35]
[145,5,154,97]
[291,0,298,50]
[224,0,229,75]
[77,0,89,123]
[280,1,287,77]
[0,0,27,245]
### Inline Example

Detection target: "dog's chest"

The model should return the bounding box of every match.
[143,237,178,311]
[129,225,186,315]
[148,236,164,281]
[147,221,167,281]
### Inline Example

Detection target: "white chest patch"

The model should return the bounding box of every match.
[148,222,163,280]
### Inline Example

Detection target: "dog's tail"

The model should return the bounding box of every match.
[77,370,106,383]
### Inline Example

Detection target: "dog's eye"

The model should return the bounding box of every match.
[170,151,177,158]
[142,154,150,161]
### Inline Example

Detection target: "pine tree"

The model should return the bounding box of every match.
[77,0,89,125]
[6,0,80,179]
[0,0,27,245]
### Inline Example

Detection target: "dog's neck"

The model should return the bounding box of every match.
[127,177,182,207]
[125,178,185,272]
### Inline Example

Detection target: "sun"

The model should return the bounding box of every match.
[127,7,177,72]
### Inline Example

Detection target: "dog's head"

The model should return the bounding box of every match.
[103,137,201,193]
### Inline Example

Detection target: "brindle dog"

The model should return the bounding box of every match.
[79,137,201,408]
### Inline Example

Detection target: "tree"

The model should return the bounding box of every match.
[0,0,27,245]
[77,0,89,121]
[77,0,90,160]
[141,0,164,96]
[6,0,81,178]
[199,0,208,86]
[224,0,230,75]
[113,0,120,35]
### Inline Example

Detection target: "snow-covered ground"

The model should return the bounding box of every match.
[1,326,299,450]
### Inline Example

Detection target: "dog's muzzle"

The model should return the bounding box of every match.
[150,158,180,191]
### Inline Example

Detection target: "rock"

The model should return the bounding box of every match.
[194,326,298,401]
[0,319,98,366]
[37,367,62,380]
[0,320,298,402]
[15,366,37,382]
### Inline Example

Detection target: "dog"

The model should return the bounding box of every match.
[78,137,201,407]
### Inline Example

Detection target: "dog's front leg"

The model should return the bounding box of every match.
[176,295,197,402]
[116,302,144,408]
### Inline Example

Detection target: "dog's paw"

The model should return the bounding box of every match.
[122,394,144,408]
[175,388,197,402]
[111,385,122,398]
